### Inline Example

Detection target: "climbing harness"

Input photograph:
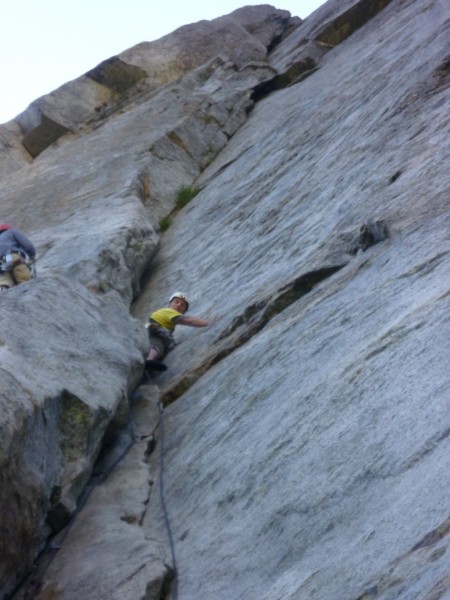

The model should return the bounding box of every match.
[0,252,36,278]
[147,321,177,353]
[0,253,14,271]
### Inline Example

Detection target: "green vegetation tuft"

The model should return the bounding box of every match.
[159,215,172,231]
[176,184,200,209]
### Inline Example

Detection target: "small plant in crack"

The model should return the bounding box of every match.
[176,184,200,209]
[159,215,172,231]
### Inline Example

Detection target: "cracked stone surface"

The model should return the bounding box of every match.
[34,386,169,600]
[1,1,449,600]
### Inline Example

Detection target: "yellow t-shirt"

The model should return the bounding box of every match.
[148,307,182,332]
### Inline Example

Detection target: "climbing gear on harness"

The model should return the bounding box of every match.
[0,252,35,277]
[28,257,37,279]
[169,291,189,310]
[147,321,176,353]
[0,254,14,271]
[0,224,13,232]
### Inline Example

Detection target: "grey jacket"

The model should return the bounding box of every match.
[0,229,36,259]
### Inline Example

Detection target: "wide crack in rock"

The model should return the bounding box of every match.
[10,387,169,600]
[161,219,389,405]
[353,516,450,600]
[161,264,345,406]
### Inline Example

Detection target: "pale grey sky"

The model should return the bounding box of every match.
[0,1,325,124]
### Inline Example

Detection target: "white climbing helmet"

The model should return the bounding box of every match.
[169,291,189,310]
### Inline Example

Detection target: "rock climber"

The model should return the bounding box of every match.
[0,224,36,292]
[145,291,212,371]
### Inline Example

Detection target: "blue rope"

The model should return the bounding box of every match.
[158,400,178,600]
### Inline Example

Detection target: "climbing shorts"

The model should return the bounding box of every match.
[147,322,176,360]
[0,253,31,288]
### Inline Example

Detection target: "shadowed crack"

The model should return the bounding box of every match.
[160,218,389,404]
[251,57,318,101]
[348,219,389,255]
[86,56,147,94]
[353,516,450,600]
[412,516,450,552]
[22,115,72,158]
[161,219,389,405]
[161,265,344,405]
[219,265,344,343]
[314,0,394,47]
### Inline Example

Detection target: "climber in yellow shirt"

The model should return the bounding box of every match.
[145,291,212,371]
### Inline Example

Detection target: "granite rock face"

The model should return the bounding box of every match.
[1,1,449,599]
[0,277,146,598]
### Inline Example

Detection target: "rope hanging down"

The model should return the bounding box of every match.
[144,368,179,600]
[158,399,178,600]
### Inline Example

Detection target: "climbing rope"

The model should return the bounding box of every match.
[145,370,178,600]
[157,399,178,600]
